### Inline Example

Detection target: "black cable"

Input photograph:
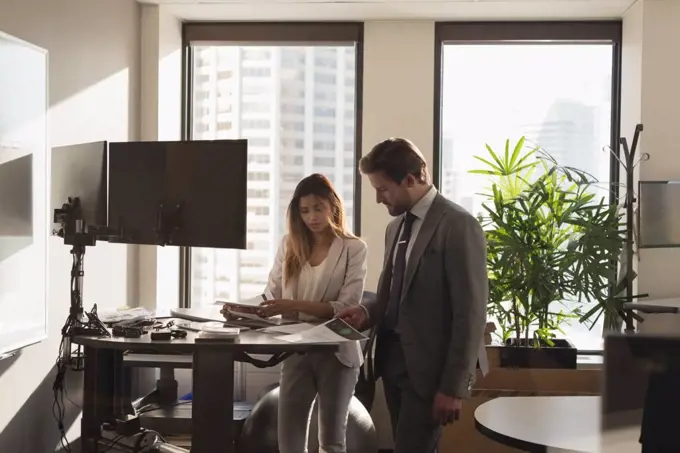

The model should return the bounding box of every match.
[53,337,73,453]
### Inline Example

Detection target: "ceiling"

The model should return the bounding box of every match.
[138,0,638,21]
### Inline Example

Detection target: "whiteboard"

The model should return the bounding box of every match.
[0,31,48,357]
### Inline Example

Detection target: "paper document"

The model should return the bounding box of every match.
[98,307,153,324]
[260,323,316,335]
[218,291,274,308]
[276,318,367,344]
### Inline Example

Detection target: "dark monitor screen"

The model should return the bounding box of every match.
[107,140,247,249]
[603,333,680,452]
[50,141,108,230]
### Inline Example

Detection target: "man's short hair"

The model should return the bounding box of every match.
[359,137,430,184]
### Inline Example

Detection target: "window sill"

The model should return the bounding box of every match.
[577,354,603,370]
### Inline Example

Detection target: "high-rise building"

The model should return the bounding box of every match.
[189,45,356,305]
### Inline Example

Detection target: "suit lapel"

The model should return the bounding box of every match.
[317,236,344,301]
[401,196,445,300]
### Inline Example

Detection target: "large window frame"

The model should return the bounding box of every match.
[433,21,623,353]
[179,21,365,309]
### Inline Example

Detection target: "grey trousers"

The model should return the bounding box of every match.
[278,352,360,453]
[380,334,442,453]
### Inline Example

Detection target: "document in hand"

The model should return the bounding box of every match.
[275,318,367,344]
[217,290,274,309]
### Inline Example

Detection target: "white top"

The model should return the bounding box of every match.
[296,259,327,302]
[392,185,438,266]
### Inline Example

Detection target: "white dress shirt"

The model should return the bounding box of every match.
[393,185,438,266]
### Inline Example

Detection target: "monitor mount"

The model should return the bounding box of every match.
[53,196,122,368]
[155,202,183,246]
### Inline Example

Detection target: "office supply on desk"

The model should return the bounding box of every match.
[197,322,240,340]
[0,31,48,359]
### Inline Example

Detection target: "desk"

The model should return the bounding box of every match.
[73,323,338,453]
[474,396,600,452]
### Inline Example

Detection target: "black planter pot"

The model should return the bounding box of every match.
[497,338,577,369]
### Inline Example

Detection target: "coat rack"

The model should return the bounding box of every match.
[613,124,649,333]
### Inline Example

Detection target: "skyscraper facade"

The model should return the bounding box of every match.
[189,45,357,306]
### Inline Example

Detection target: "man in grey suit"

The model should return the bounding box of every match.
[338,137,488,453]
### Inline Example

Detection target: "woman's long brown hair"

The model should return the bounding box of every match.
[283,173,354,284]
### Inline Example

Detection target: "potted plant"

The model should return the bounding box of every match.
[471,137,624,369]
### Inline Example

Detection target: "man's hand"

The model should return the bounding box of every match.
[336,306,367,330]
[258,299,299,318]
[432,393,462,426]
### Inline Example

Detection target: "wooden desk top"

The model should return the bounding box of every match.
[475,396,600,452]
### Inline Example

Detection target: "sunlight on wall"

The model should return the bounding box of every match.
[0,66,135,435]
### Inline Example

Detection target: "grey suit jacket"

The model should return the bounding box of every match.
[364,193,488,399]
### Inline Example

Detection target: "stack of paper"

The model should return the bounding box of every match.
[197,322,240,340]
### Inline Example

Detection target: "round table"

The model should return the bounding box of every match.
[474,396,600,452]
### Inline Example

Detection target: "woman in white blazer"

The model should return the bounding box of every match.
[224,173,368,453]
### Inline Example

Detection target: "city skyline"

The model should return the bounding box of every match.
[190,44,357,306]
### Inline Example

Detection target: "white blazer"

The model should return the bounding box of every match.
[265,234,368,368]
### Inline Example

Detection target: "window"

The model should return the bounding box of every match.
[242,102,269,114]
[242,119,271,129]
[313,157,335,167]
[248,137,271,147]
[314,107,336,118]
[314,123,335,135]
[435,22,621,352]
[281,103,305,115]
[312,141,335,151]
[281,155,304,166]
[314,73,336,85]
[184,23,362,312]
[248,154,270,164]
[242,67,271,77]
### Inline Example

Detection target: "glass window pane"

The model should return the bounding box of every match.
[190,45,357,307]
[439,43,613,351]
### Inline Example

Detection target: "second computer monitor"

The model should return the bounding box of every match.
[108,139,247,249]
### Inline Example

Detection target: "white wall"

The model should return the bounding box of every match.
[622,0,680,333]
[635,0,680,298]
[0,0,140,451]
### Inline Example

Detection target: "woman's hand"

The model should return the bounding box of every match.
[220,305,259,321]
[258,299,300,318]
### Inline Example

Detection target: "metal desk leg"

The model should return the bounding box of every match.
[192,346,235,453]
[81,346,120,452]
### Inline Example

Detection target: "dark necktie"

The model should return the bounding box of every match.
[384,212,417,332]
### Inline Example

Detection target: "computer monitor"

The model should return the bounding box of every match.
[50,141,108,240]
[107,140,247,249]
[603,333,680,452]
